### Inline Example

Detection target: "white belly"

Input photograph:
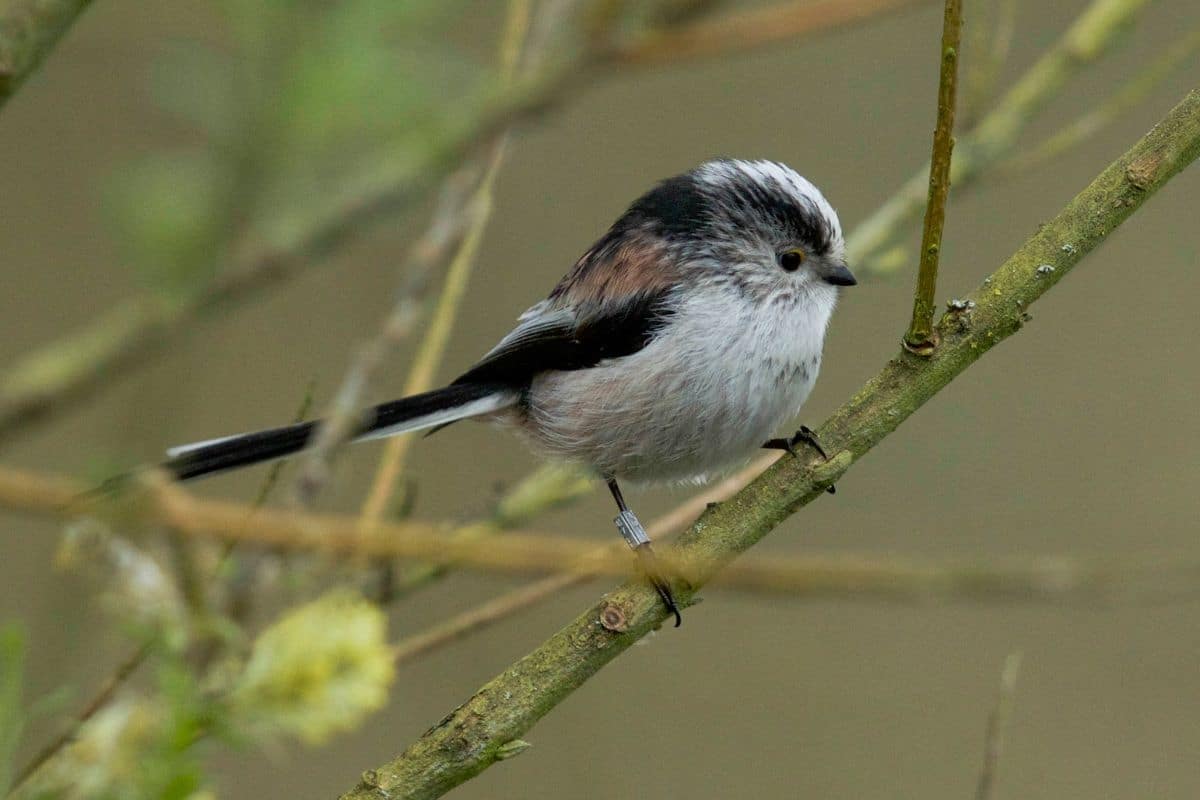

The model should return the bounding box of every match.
[517,286,834,483]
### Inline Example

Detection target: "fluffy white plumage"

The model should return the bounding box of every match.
[495,158,847,483]
[515,273,836,483]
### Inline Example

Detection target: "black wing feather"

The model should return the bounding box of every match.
[451,289,676,389]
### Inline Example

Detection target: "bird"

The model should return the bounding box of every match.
[164,158,856,626]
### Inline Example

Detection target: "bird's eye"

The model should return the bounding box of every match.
[778,249,805,272]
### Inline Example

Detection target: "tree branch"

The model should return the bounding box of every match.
[8,462,1198,604]
[299,0,536,508]
[1000,24,1200,175]
[904,0,962,354]
[974,651,1023,800]
[0,0,92,111]
[611,0,936,66]
[848,0,1154,272]
[338,89,1200,800]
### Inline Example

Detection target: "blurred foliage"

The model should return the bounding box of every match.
[228,590,394,745]
[56,520,191,651]
[105,0,487,298]
[24,534,394,797]
[34,694,209,800]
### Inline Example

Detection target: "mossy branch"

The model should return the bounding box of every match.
[338,89,1200,800]
[0,0,92,110]
[904,0,962,354]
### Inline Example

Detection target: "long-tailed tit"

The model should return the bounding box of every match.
[165,158,856,625]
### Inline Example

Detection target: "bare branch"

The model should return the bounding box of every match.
[849,0,1155,273]
[611,0,936,66]
[354,0,539,523]
[1002,25,1200,174]
[960,0,1016,126]
[7,464,1200,603]
[975,652,1023,800]
[904,0,963,354]
[8,642,148,791]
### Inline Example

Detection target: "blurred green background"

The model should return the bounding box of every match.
[2,0,1199,797]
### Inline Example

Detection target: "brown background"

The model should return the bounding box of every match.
[2,1,1199,797]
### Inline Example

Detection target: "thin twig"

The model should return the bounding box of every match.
[292,171,483,505]
[904,0,963,354]
[337,88,1200,800]
[848,0,1155,274]
[611,0,936,66]
[385,464,594,598]
[7,464,1200,601]
[975,651,1023,800]
[10,384,316,790]
[1000,25,1200,175]
[294,0,543,508]
[356,155,505,524]
[357,0,535,525]
[960,0,1016,127]
[391,462,765,661]
[9,642,149,790]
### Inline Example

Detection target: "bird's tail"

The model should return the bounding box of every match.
[164,383,517,481]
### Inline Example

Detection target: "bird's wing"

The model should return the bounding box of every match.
[451,288,677,389]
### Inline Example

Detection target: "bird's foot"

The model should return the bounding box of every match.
[614,510,683,627]
[762,425,837,495]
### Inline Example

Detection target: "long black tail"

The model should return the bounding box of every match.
[164,383,515,481]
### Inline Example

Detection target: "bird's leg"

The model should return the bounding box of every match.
[762,425,837,494]
[606,477,683,627]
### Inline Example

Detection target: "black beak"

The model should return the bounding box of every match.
[821,261,857,287]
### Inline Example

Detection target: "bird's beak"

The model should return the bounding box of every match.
[820,260,857,287]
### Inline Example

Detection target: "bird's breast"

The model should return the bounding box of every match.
[520,287,833,483]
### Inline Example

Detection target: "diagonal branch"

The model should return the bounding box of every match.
[338,88,1200,800]
[612,0,936,66]
[1000,24,1200,175]
[848,0,1154,272]
[0,0,92,111]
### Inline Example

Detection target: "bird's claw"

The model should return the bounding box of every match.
[763,426,837,494]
